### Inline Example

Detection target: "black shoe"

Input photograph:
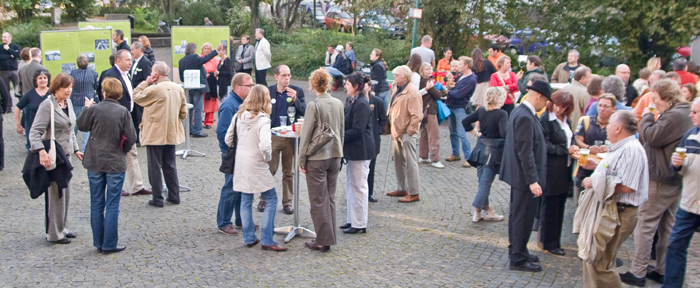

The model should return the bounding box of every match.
[509,262,542,272]
[64,232,77,238]
[49,238,71,244]
[96,247,102,252]
[616,258,624,267]
[166,198,180,205]
[546,248,566,256]
[148,200,164,207]
[191,132,208,138]
[368,195,378,202]
[646,271,664,284]
[619,272,646,287]
[102,245,127,254]
[343,227,367,234]
[339,223,351,229]
[528,255,540,263]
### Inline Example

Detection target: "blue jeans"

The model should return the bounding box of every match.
[325,67,345,77]
[473,165,496,209]
[217,173,242,228]
[376,90,391,111]
[448,107,472,159]
[88,170,125,250]
[240,188,278,246]
[188,90,204,135]
[73,105,90,152]
[663,208,700,288]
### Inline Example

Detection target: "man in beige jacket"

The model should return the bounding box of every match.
[386,65,424,203]
[562,66,592,130]
[133,61,188,207]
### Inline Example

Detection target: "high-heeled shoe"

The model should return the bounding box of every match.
[343,227,367,234]
[339,223,351,229]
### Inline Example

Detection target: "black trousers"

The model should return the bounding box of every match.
[508,186,539,265]
[255,69,268,86]
[0,114,4,170]
[147,145,179,204]
[367,156,377,197]
[242,68,252,75]
[539,193,568,250]
[131,105,143,143]
[502,103,515,115]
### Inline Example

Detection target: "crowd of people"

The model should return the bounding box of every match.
[1,28,700,287]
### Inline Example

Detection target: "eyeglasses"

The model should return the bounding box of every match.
[239,84,255,87]
[598,104,614,109]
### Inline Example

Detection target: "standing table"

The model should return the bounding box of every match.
[176,84,207,159]
[272,127,317,242]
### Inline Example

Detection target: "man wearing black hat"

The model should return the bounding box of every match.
[500,80,552,272]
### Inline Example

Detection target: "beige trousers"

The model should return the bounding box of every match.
[125,145,145,193]
[583,206,638,288]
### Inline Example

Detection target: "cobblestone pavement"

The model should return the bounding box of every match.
[1,78,699,287]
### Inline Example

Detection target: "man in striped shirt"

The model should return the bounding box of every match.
[581,110,649,288]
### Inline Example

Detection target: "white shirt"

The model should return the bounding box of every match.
[116,65,134,111]
[548,112,573,148]
[594,135,649,206]
[131,55,143,77]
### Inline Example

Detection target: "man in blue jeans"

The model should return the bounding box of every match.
[215,73,254,235]
[444,56,476,167]
[663,98,700,288]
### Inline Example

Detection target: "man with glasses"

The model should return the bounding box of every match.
[216,73,255,235]
[574,94,617,195]
[261,65,306,214]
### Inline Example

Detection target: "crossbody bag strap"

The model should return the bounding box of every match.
[49,97,55,140]
[233,117,238,144]
[497,73,516,103]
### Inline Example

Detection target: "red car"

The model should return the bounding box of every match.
[325,10,354,32]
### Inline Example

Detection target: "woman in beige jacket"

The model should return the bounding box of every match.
[225,85,287,252]
[298,69,345,252]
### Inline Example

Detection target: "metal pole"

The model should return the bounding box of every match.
[411,0,420,48]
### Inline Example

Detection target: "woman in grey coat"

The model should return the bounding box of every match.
[77,77,137,254]
[29,73,83,244]
[235,35,255,75]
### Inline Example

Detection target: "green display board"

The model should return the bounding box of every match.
[40,29,113,77]
[172,26,230,68]
[78,21,131,48]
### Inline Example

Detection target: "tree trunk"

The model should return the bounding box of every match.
[250,0,259,38]
[284,0,302,32]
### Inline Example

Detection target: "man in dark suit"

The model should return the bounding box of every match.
[178,42,222,138]
[98,49,151,197]
[130,41,153,144]
[112,30,130,52]
[97,53,116,102]
[500,80,552,272]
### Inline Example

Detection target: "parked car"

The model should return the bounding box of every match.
[508,29,550,55]
[325,10,356,32]
[358,14,405,38]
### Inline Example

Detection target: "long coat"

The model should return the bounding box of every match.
[540,110,573,196]
[343,95,375,161]
[499,104,547,190]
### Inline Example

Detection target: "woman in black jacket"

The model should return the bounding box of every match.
[538,90,575,256]
[340,72,375,234]
[463,87,508,222]
[369,49,390,110]
[418,62,445,168]
[216,48,234,98]
[363,75,387,203]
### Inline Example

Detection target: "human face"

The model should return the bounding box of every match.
[116,53,133,72]
[274,66,291,88]
[327,46,334,54]
[255,31,262,40]
[235,77,254,98]
[606,114,622,143]
[370,50,378,61]
[567,51,579,65]
[597,98,616,119]
[682,86,693,101]
[616,65,631,82]
[55,85,73,101]
[1,33,10,44]
[36,74,48,89]
[501,58,511,72]
[552,103,567,118]
[202,45,212,55]
[488,48,497,58]
[346,44,352,51]
[526,60,535,71]
[111,31,119,42]
[455,60,466,73]
[690,100,700,127]
[393,73,407,86]
[650,91,670,113]
[444,50,452,60]
[241,37,249,45]
[131,45,142,58]
[344,80,357,95]
[422,65,432,78]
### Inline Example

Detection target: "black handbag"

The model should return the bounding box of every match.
[219,118,238,174]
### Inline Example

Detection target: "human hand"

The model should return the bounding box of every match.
[529,183,542,197]
[582,177,593,189]
[286,87,297,102]
[581,158,598,170]
[84,97,95,107]
[589,145,603,154]
[600,145,609,152]
[75,151,84,161]
[671,152,683,168]
[238,60,242,63]
[16,125,24,135]
[425,80,434,90]
[216,43,224,51]
[39,151,51,168]
[299,166,306,174]
[569,145,580,155]
[516,71,524,79]
[3,44,8,50]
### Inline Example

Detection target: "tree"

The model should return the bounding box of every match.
[4,0,41,20]
[270,0,303,31]
[56,0,99,21]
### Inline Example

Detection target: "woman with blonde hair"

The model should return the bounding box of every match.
[226,84,287,251]
[647,57,662,71]
[299,68,345,252]
[138,35,156,63]
[418,62,444,168]
[201,42,220,129]
[462,87,509,222]
[490,55,519,115]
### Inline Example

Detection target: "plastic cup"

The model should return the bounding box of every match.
[279,116,288,127]
[677,147,687,159]
[649,104,656,114]
[580,149,590,165]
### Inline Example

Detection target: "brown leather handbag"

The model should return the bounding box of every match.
[306,101,335,156]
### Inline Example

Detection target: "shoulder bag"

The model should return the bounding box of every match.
[497,73,519,108]
[45,98,57,171]
[436,99,451,125]
[219,118,238,174]
[306,101,335,156]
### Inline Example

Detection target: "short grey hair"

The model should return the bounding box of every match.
[421,35,432,44]
[693,97,700,107]
[569,49,580,57]
[131,41,143,51]
[153,61,170,76]
[611,110,638,135]
[185,43,197,55]
[601,75,625,101]
[651,69,666,79]
[76,54,89,69]
[255,28,265,35]
[392,65,412,81]
[201,42,213,51]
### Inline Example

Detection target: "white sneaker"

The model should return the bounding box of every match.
[472,210,483,222]
[482,209,505,221]
[418,158,431,164]
[431,161,445,168]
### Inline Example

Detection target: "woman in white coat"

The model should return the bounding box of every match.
[226,85,286,251]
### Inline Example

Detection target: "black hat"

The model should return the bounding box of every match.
[526,80,552,100]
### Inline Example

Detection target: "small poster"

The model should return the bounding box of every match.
[81,52,95,63]
[45,50,61,61]
[181,40,187,48]
[174,46,185,54]
[221,40,227,49]
[95,39,109,50]
[61,63,76,73]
